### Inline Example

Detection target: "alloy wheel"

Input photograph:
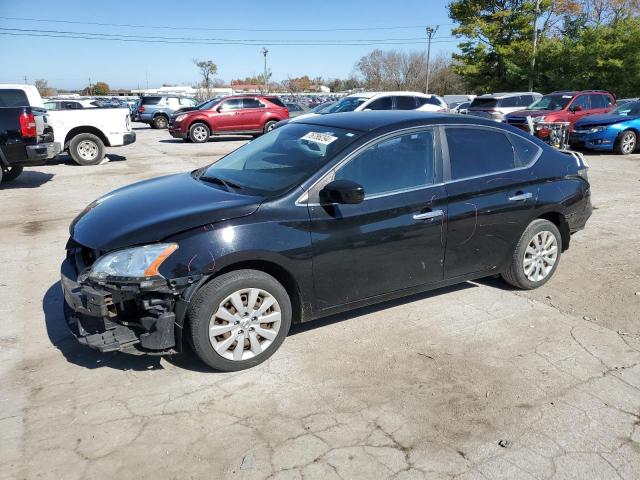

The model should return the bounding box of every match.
[523,230,558,282]
[208,288,282,361]
[621,132,636,154]
[192,125,208,142]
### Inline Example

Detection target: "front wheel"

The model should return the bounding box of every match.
[68,133,106,166]
[189,123,210,143]
[615,130,637,155]
[188,270,292,371]
[2,165,24,182]
[501,219,562,290]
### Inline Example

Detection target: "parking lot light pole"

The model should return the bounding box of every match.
[425,25,439,94]
[261,47,269,94]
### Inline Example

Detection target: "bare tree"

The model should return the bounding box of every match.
[193,59,218,98]
[34,79,55,97]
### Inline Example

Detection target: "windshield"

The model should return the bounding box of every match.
[324,96,368,113]
[527,95,573,111]
[199,123,363,196]
[613,101,640,116]
[197,98,220,110]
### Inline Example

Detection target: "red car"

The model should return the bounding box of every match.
[505,90,616,134]
[169,95,289,143]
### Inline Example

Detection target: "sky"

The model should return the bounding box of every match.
[0,0,459,90]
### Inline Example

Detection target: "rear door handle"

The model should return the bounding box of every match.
[413,209,443,220]
[508,192,533,201]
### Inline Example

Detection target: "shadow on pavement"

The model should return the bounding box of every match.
[158,136,252,144]
[290,282,477,336]
[1,171,54,189]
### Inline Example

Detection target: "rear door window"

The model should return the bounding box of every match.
[0,89,29,107]
[469,98,499,109]
[394,96,417,110]
[242,98,262,109]
[445,127,516,180]
[367,96,393,110]
[588,94,607,109]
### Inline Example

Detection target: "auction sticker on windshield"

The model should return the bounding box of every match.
[301,132,338,145]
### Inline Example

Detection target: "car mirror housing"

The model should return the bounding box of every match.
[320,180,365,205]
[571,105,583,112]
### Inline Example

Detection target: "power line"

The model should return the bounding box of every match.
[0,26,455,43]
[0,15,457,32]
[0,30,459,46]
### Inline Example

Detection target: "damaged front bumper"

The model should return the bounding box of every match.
[60,258,178,353]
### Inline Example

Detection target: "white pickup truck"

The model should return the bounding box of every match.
[1,84,136,166]
[46,103,136,166]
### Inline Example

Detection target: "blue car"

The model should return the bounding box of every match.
[571,101,640,154]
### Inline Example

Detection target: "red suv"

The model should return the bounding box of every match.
[505,90,616,134]
[169,95,289,143]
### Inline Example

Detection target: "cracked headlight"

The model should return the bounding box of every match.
[175,114,186,122]
[589,126,607,133]
[89,243,178,280]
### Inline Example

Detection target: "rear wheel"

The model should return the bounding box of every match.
[2,165,23,182]
[263,120,278,134]
[501,219,562,290]
[188,269,292,371]
[69,133,106,166]
[152,115,169,129]
[615,130,637,155]
[189,123,210,143]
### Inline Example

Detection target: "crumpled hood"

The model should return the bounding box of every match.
[70,172,262,251]
[575,114,639,128]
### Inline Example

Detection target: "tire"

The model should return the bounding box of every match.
[152,115,169,129]
[263,120,278,134]
[189,123,210,143]
[501,219,562,290]
[68,133,105,166]
[614,130,637,155]
[2,165,23,182]
[188,269,292,371]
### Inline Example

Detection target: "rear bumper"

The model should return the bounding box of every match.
[60,258,177,353]
[25,141,61,163]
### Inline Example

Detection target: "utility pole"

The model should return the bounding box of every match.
[529,0,542,92]
[88,77,92,95]
[23,75,28,84]
[425,25,439,94]
[261,47,269,93]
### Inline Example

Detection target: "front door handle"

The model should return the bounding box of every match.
[508,192,533,202]
[413,209,443,220]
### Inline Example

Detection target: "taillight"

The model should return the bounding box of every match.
[139,105,145,113]
[19,111,37,138]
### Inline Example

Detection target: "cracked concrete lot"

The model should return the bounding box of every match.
[1,126,639,480]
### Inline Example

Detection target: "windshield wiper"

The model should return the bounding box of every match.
[199,175,243,191]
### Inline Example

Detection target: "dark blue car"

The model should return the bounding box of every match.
[571,101,640,155]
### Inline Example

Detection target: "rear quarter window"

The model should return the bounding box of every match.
[470,98,499,109]
[509,134,542,167]
[265,97,286,108]
[141,97,162,105]
[0,89,29,107]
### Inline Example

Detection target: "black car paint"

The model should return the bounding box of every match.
[61,111,591,355]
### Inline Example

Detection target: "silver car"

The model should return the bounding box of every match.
[467,92,542,122]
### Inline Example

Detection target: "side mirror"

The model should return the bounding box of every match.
[571,104,583,112]
[320,180,365,205]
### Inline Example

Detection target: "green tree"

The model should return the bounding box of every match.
[93,82,110,95]
[449,0,538,93]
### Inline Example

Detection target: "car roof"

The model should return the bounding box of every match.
[475,92,541,99]
[293,110,504,132]
[347,91,433,99]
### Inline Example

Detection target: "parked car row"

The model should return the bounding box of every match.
[0,84,136,183]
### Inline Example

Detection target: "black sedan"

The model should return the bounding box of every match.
[61,112,592,371]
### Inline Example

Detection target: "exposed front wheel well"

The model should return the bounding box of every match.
[64,126,110,148]
[537,212,570,251]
